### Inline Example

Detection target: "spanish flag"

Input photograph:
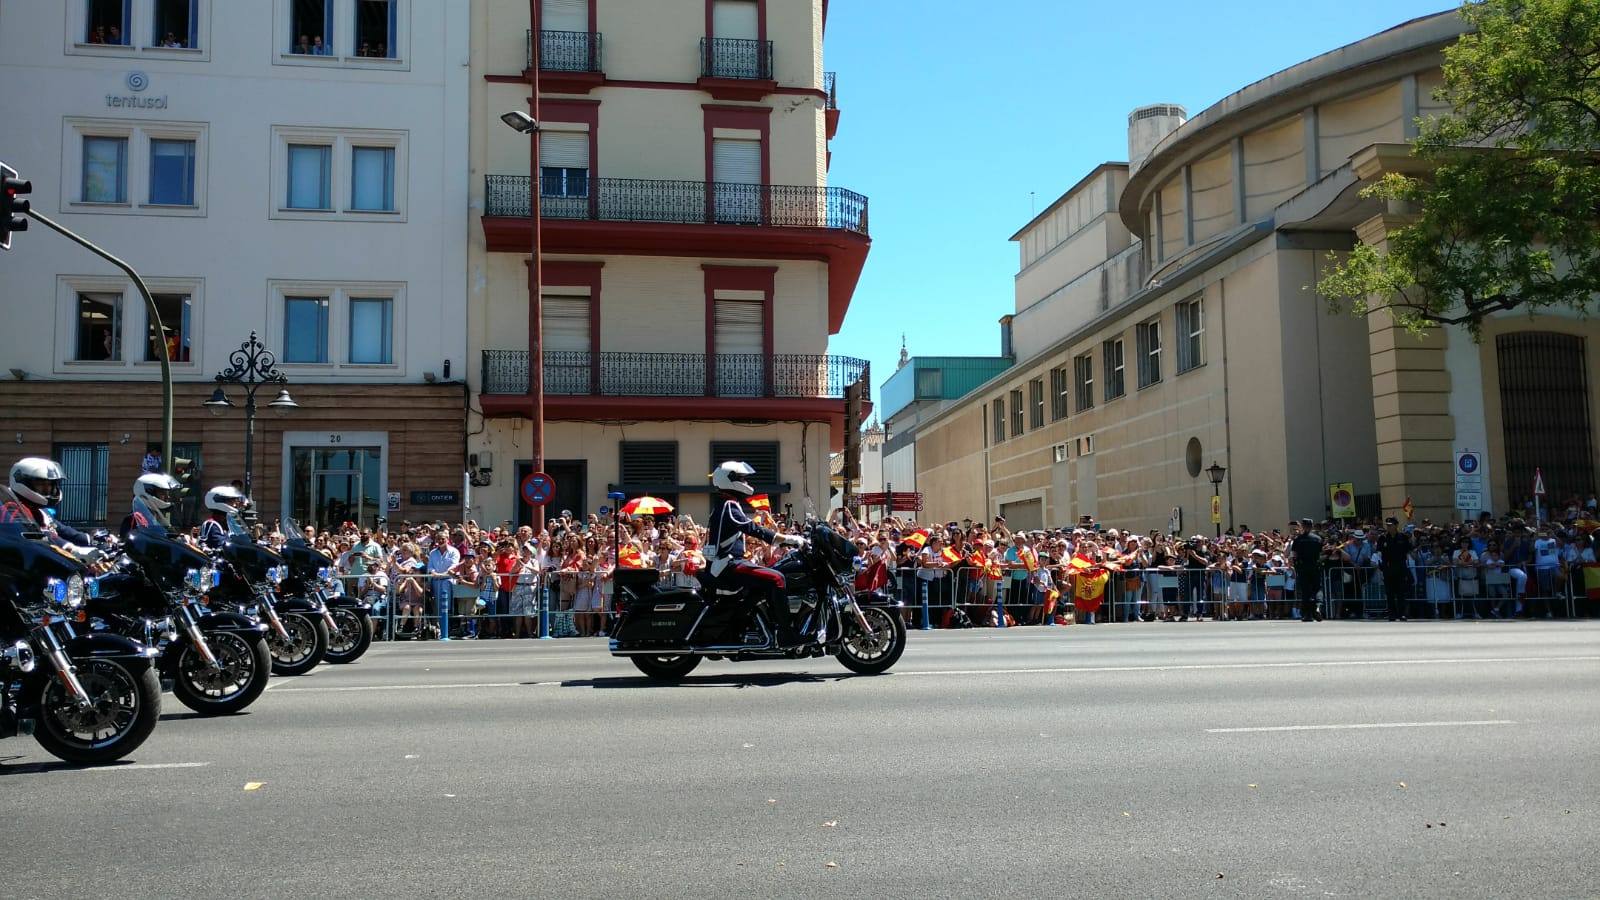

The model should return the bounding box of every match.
[941,546,961,566]
[1583,562,1600,601]
[748,494,771,512]
[682,549,706,574]
[617,543,645,569]
[1575,517,1600,536]
[1068,554,1094,571]
[1073,568,1110,614]
[1401,496,1415,521]
[904,529,930,550]
[984,559,1005,581]
[1043,587,1062,618]
[1020,547,1039,573]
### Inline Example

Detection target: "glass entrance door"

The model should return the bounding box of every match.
[313,469,364,531]
[290,446,382,530]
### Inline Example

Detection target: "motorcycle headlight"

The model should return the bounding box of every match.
[210,568,222,589]
[44,575,85,611]
[317,566,332,581]
[86,576,102,599]
[266,565,285,586]
[184,568,211,593]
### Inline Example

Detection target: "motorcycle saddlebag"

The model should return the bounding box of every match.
[613,590,706,645]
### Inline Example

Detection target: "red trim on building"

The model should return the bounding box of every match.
[485,74,823,104]
[704,0,768,44]
[478,394,864,452]
[825,107,840,141]
[702,265,777,393]
[698,0,775,100]
[535,97,602,217]
[543,260,605,390]
[703,104,773,207]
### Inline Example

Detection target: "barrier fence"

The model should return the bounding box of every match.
[312,559,1597,643]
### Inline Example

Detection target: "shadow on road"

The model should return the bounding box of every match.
[160,711,247,722]
[562,671,864,690]
[0,756,148,776]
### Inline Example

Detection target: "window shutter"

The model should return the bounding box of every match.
[712,0,758,39]
[710,441,779,486]
[542,0,587,32]
[542,295,591,352]
[712,139,761,185]
[540,132,588,169]
[620,442,679,487]
[713,299,763,355]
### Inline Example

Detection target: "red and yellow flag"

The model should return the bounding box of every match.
[1043,587,1062,617]
[1020,547,1039,573]
[904,530,930,550]
[617,543,645,569]
[940,546,961,566]
[1073,568,1110,614]
[748,494,771,511]
[1583,563,1600,601]
[1574,517,1600,535]
[1401,496,1415,521]
[682,549,705,574]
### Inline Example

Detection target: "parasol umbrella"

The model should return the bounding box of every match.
[620,496,675,517]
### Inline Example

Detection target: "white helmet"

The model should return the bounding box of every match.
[711,460,756,497]
[9,457,64,507]
[205,484,247,515]
[134,472,181,511]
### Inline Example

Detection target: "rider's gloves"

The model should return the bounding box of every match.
[779,534,806,548]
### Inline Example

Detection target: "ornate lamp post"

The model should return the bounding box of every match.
[1206,460,1228,538]
[205,331,297,502]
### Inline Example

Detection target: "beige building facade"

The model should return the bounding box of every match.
[466,0,869,526]
[915,11,1600,532]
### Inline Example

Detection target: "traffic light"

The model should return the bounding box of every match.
[843,376,865,482]
[1,161,31,251]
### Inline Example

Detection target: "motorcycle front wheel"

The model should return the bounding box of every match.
[172,631,271,715]
[32,659,162,765]
[322,607,373,665]
[837,605,907,675]
[268,612,328,676]
[630,655,702,682]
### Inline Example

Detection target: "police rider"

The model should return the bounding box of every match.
[199,485,248,550]
[706,461,805,648]
[120,471,183,540]
[0,457,104,565]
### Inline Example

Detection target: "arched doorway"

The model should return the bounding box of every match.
[1495,332,1594,506]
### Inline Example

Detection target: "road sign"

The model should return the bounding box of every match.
[1329,483,1355,519]
[1455,450,1484,511]
[520,471,556,507]
[386,491,401,511]
[1534,468,1546,496]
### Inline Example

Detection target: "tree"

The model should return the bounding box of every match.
[1318,0,1600,334]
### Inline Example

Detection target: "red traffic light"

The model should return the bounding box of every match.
[1,162,30,251]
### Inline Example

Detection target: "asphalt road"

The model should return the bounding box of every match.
[4,620,1598,899]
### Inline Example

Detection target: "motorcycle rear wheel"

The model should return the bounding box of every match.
[269,613,328,676]
[837,606,907,675]
[630,655,702,681]
[32,660,162,765]
[172,631,271,715]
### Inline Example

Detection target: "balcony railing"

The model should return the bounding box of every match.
[824,71,837,109]
[484,175,869,235]
[482,350,869,400]
[527,29,602,72]
[700,37,774,80]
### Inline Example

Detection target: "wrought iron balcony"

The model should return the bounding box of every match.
[824,71,837,109]
[484,175,869,236]
[700,37,774,80]
[526,29,602,72]
[482,350,869,400]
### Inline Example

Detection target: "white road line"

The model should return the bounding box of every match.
[269,680,557,693]
[894,655,1600,677]
[1207,720,1517,734]
[86,761,212,771]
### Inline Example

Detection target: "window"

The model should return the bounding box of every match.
[1103,338,1125,401]
[709,441,779,491]
[85,0,131,45]
[54,443,110,526]
[82,136,128,203]
[1136,319,1162,389]
[354,0,397,58]
[290,0,333,54]
[1050,366,1069,420]
[152,0,199,48]
[712,138,762,223]
[75,293,123,361]
[714,298,764,396]
[287,144,332,210]
[1176,297,1205,373]
[148,139,196,206]
[348,297,393,364]
[1074,353,1095,413]
[915,367,943,399]
[1009,389,1024,438]
[284,296,331,363]
[146,293,193,363]
[1029,378,1044,429]
[621,442,680,511]
[992,398,1005,444]
[350,146,396,211]
[539,131,589,205]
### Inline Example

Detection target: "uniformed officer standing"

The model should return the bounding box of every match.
[1289,517,1325,622]
[1374,516,1414,621]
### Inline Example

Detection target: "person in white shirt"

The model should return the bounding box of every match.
[426,528,461,630]
[1531,529,1561,617]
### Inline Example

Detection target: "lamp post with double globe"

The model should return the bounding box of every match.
[205,331,297,504]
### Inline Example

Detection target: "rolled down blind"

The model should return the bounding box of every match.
[540,132,588,168]
[712,0,758,39]
[542,0,587,32]
[714,299,763,355]
[542,296,590,352]
[713,138,760,184]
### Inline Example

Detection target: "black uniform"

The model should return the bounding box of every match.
[1375,531,1413,620]
[1289,530,1324,621]
[707,496,793,637]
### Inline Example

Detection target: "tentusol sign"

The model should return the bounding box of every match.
[107,71,168,110]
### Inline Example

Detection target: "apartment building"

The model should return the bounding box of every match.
[916,10,1600,531]
[466,0,871,525]
[0,0,471,531]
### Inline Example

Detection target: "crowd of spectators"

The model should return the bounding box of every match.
[210,493,1600,640]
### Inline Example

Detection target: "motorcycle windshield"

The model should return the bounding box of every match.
[125,523,212,588]
[0,522,86,584]
[278,517,335,573]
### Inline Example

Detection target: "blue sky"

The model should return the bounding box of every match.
[823,0,1455,407]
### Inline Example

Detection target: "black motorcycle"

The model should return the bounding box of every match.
[89,525,272,716]
[609,522,908,680]
[0,524,162,764]
[278,518,372,665]
[206,527,329,677]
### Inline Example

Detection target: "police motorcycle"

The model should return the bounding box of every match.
[87,522,272,716]
[0,523,163,764]
[609,521,907,681]
[205,514,330,677]
[277,517,372,665]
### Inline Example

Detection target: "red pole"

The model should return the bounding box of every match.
[527,1,545,527]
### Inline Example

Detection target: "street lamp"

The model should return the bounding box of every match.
[206,331,296,503]
[502,64,544,523]
[1206,460,1227,538]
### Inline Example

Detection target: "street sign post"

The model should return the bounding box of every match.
[1329,483,1356,520]
[1210,495,1221,524]
[1455,449,1483,514]
[1533,467,1546,523]
[520,471,555,508]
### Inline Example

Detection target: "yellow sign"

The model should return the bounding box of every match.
[1329,482,1356,519]
[1210,495,1221,524]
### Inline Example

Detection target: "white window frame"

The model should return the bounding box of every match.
[54,274,205,374]
[273,0,410,70]
[63,118,208,217]
[271,126,408,222]
[1103,338,1125,402]
[1074,353,1094,413]
[267,280,407,374]
[1137,318,1162,389]
[1177,296,1205,374]
[65,0,213,61]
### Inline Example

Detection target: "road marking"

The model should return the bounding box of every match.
[87,761,211,772]
[268,680,557,694]
[894,656,1600,678]
[1207,720,1517,734]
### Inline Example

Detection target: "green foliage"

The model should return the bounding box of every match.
[1318,0,1600,334]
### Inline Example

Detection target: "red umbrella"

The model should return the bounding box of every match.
[620,496,674,517]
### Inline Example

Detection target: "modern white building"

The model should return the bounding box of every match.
[0,0,470,531]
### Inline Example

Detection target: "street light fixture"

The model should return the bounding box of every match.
[206,331,295,503]
[500,111,538,133]
[1207,461,1227,538]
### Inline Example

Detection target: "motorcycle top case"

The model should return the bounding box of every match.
[614,589,707,645]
